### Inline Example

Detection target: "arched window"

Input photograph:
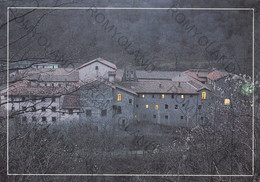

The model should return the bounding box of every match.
[117,94,122,101]
[202,92,206,100]
[155,105,159,110]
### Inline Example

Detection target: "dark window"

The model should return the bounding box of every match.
[113,105,117,110]
[32,96,36,102]
[165,104,168,109]
[182,104,185,107]
[32,116,36,121]
[118,106,122,114]
[51,107,56,112]
[181,116,184,119]
[171,94,174,99]
[58,84,61,87]
[42,117,46,122]
[175,105,178,109]
[129,99,132,104]
[22,96,25,101]
[86,110,92,116]
[122,119,126,127]
[190,95,193,97]
[95,66,99,70]
[42,107,46,112]
[22,116,27,122]
[62,112,65,115]
[136,104,139,108]
[201,117,204,120]
[52,117,56,122]
[41,97,45,102]
[11,97,14,103]
[32,106,36,112]
[52,97,56,102]
[152,94,155,98]
[101,109,107,116]
[153,115,156,118]
[165,115,168,119]
[11,106,14,111]
[198,105,202,109]
[45,83,47,86]
[51,83,54,87]
[22,106,26,111]
[68,109,73,115]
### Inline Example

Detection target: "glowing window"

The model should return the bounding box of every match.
[142,94,145,98]
[135,115,137,118]
[161,94,164,98]
[117,94,122,101]
[181,95,184,99]
[224,99,230,105]
[146,104,149,109]
[202,92,206,100]
[155,105,159,110]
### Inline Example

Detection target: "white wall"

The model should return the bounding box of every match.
[78,62,115,82]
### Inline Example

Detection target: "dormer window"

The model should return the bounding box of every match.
[95,66,98,70]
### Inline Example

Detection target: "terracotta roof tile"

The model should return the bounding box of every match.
[207,70,228,81]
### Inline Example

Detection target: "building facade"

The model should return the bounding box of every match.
[1,57,234,129]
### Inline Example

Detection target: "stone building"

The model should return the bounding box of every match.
[1,57,234,129]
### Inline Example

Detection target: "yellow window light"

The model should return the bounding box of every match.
[161,94,164,98]
[181,95,184,99]
[202,92,206,100]
[224,99,230,105]
[155,105,159,110]
[142,94,145,98]
[117,94,122,101]
[146,104,149,109]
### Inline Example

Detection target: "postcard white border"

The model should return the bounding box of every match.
[6,7,255,177]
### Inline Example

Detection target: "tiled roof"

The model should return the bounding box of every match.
[207,70,228,81]
[184,70,208,82]
[62,94,80,109]
[6,80,80,96]
[18,68,79,82]
[81,77,137,95]
[76,57,117,70]
[116,69,182,81]
[120,80,199,94]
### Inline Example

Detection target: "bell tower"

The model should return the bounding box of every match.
[122,64,137,82]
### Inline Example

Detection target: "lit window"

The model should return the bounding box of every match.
[142,94,145,98]
[134,115,137,118]
[155,105,159,110]
[161,94,164,98]
[181,95,184,99]
[146,104,149,109]
[202,92,206,100]
[224,99,230,105]
[117,94,122,101]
